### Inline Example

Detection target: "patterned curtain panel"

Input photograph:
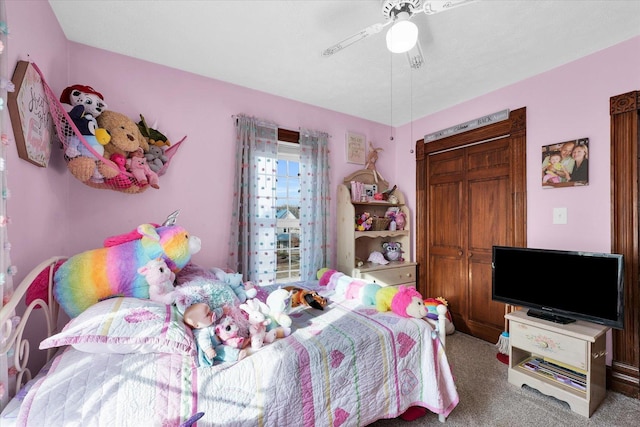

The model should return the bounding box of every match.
[228,115,278,286]
[298,129,331,281]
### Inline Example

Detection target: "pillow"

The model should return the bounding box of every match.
[40,297,195,355]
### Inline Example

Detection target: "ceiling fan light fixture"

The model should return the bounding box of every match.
[386,18,418,53]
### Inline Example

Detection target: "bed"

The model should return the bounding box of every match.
[0,256,459,426]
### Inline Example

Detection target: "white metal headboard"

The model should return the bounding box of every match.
[0,256,67,411]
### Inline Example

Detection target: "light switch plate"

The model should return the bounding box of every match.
[553,207,568,224]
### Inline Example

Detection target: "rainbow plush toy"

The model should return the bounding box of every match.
[424,297,455,334]
[54,223,201,317]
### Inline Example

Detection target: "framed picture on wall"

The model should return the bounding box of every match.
[7,61,54,167]
[346,131,366,165]
[541,138,589,188]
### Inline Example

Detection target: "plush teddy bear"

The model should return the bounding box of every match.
[126,148,160,189]
[145,145,168,173]
[138,258,176,305]
[92,110,149,189]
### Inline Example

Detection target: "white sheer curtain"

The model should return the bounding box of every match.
[228,115,279,286]
[298,129,331,281]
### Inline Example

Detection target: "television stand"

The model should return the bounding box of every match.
[526,309,576,325]
[505,309,609,417]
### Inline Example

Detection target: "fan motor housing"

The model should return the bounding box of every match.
[382,0,421,19]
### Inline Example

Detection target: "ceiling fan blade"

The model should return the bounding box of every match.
[322,21,392,57]
[423,0,478,15]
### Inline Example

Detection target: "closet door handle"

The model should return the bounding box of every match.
[458,250,463,257]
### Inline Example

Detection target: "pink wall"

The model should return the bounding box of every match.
[5,1,392,287]
[395,35,640,255]
[6,0,640,292]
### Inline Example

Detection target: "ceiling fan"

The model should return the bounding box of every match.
[322,0,478,69]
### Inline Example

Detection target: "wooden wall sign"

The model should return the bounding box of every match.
[7,60,53,167]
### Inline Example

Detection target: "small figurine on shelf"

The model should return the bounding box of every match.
[365,142,385,182]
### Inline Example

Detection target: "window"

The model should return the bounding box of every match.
[275,141,300,283]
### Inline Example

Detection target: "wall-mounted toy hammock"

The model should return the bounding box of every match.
[32,62,185,194]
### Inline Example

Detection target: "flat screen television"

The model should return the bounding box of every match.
[491,246,624,329]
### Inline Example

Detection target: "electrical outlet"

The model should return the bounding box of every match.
[553,207,568,224]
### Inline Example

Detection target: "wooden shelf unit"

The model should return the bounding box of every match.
[505,309,609,417]
[337,169,416,288]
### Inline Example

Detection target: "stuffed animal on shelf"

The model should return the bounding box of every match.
[54,223,201,317]
[382,242,404,262]
[126,148,160,189]
[137,258,176,305]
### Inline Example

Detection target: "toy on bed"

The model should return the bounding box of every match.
[209,267,257,303]
[424,297,455,335]
[137,258,176,305]
[264,288,293,330]
[54,222,201,317]
[283,286,328,310]
[239,299,281,350]
[214,315,246,349]
[183,302,248,366]
[362,285,427,318]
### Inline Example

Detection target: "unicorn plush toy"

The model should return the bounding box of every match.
[54,221,201,317]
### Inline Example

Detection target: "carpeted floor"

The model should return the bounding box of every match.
[369,332,640,426]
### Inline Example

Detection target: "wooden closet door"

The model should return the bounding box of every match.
[416,108,527,344]
[427,139,512,342]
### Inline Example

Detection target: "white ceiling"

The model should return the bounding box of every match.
[47,0,640,127]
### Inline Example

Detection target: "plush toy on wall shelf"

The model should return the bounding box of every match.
[126,148,160,189]
[59,84,112,183]
[137,114,171,147]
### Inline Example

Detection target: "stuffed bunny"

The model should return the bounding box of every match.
[239,299,278,350]
[138,258,176,305]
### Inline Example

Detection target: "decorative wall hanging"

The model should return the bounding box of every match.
[7,60,53,167]
[541,138,589,188]
[346,131,365,165]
